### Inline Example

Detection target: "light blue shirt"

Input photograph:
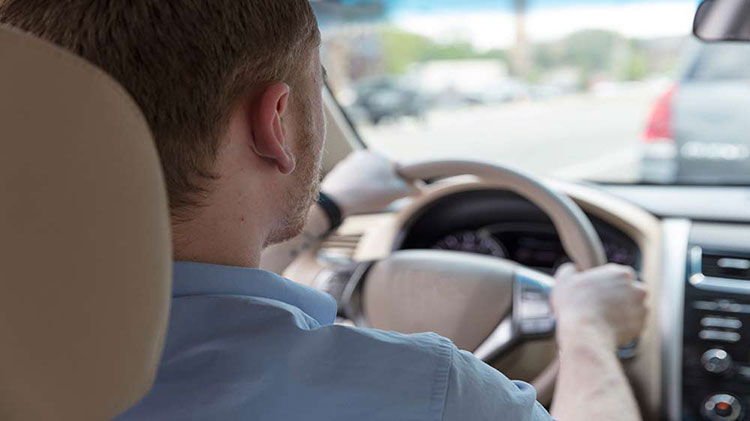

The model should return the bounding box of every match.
[118,262,553,420]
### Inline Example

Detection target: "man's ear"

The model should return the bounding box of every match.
[249,83,296,175]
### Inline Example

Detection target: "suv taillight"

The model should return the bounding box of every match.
[643,85,677,143]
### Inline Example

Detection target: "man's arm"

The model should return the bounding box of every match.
[441,264,646,421]
[552,326,640,420]
[550,264,648,421]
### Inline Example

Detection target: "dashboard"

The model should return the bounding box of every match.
[395,189,641,274]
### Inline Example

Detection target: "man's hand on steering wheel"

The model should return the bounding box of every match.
[321,150,415,218]
[550,263,648,421]
[552,263,649,351]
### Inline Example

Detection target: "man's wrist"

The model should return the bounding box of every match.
[556,315,617,352]
[316,191,343,232]
[319,188,352,218]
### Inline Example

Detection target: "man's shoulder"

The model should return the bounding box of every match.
[124,294,455,420]
[174,293,455,379]
[166,292,453,357]
[121,294,552,421]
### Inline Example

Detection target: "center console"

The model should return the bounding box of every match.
[673,222,750,420]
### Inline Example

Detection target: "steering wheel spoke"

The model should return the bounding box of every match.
[474,266,556,362]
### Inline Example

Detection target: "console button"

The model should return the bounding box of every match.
[699,330,741,343]
[701,316,742,330]
[694,300,750,314]
[737,365,750,382]
[701,349,733,374]
[702,394,742,421]
[694,301,720,311]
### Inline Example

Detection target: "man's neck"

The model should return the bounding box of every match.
[171,200,271,269]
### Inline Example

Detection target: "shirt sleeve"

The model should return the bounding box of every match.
[441,347,554,421]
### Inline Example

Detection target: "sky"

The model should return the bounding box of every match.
[385,0,695,14]
[394,1,697,49]
[316,0,699,49]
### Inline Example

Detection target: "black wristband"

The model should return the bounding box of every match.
[316,191,343,232]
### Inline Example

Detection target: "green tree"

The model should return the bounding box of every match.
[379,29,434,74]
[563,30,622,74]
[378,28,508,75]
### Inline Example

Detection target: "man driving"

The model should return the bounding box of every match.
[0,1,648,420]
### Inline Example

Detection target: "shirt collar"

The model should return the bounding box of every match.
[172,261,337,326]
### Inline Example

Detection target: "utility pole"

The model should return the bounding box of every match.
[511,0,531,78]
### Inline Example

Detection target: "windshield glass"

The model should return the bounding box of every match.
[312,0,750,185]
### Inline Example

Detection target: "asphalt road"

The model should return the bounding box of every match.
[358,87,661,183]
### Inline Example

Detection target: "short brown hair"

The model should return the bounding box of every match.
[0,0,319,219]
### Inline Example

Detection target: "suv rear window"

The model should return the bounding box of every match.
[688,43,750,81]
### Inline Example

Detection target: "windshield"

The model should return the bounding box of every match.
[312,0,750,185]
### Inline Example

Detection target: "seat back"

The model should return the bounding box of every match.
[0,24,172,420]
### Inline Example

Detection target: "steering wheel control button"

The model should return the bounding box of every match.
[519,318,555,335]
[701,349,733,375]
[701,317,743,330]
[518,298,552,319]
[512,268,556,338]
[699,330,741,343]
[702,394,742,421]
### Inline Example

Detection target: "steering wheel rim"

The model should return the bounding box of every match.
[339,160,609,401]
[397,160,607,270]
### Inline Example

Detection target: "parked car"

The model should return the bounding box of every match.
[353,79,427,125]
[641,41,750,184]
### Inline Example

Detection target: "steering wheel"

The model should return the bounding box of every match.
[333,160,608,397]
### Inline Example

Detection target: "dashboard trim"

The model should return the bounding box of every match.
[661,218,691,421]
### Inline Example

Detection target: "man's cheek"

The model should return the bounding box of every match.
[321,94,327,130]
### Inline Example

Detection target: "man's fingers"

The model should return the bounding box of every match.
[575,263,636,283]
[632,282,649,301]
[554,262,578,279]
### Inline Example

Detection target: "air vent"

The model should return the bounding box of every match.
[702,252,750,281]
[318,233,363,261]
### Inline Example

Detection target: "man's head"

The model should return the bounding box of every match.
[0,0,326,264]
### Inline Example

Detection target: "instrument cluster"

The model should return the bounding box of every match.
[430,222,640,273]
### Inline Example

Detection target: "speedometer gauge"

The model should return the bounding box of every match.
[432,230,507,258]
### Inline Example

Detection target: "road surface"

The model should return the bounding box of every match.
[357,87,661,183]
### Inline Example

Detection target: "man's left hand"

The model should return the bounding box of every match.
[321,150,415,217]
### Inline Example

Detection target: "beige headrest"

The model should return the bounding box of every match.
[0,24,172,420]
